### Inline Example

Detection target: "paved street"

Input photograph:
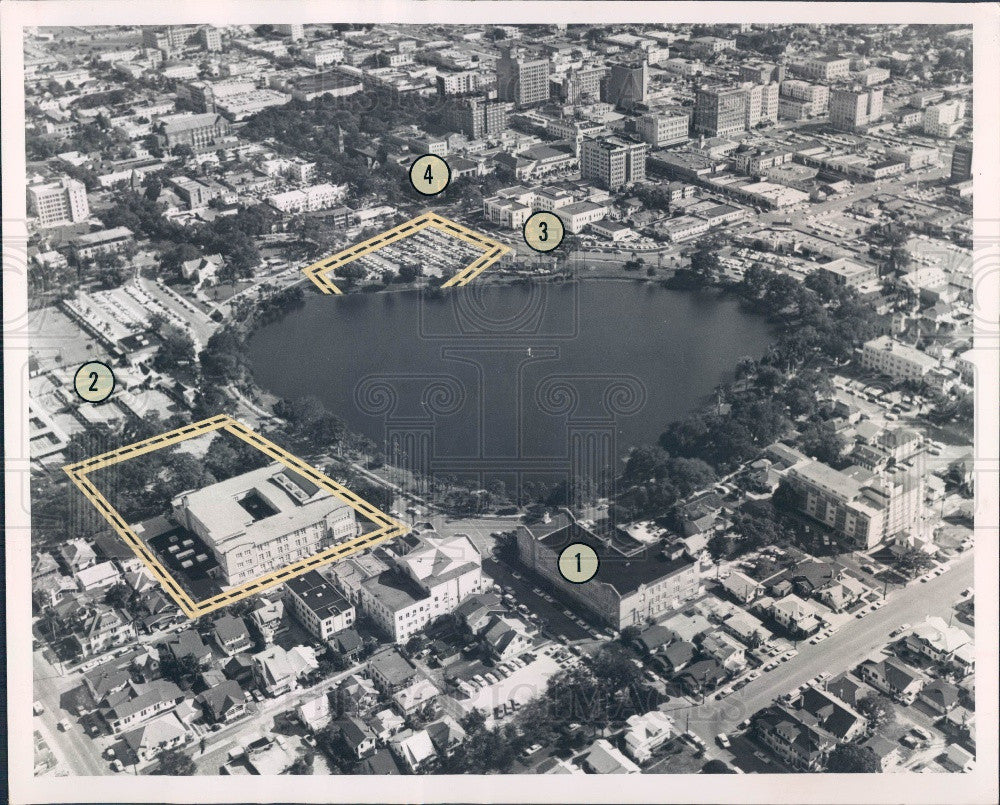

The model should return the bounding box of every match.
[674,550,973,764]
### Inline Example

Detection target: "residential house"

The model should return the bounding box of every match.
[623,710,675,763]
[481,615,534,661]
[296,694,333,733]
[770,594,822,637]
[74,561,121,592]
[330,628,364,663]
[165,630,213,668]
[454,592,504,635]
[249,598,285,644]
[335,673,379,717]
[752,704,837,771]
[860,734,903,771]
[858,658,925,704]
[426,716,466,757]
[699,631,747,672]
[356,747,403,775]
[795,686,866,742]
[83,663,132,707]
[333,716,377,760]
[211,614,253,656]
[940,744,975,773]
[101,680,186,733]
[677,658,727,696]
[720,570,763,604]
[918,679,960,714]
[71,606,137,657]
[721,611,770,647]
[581,739,641,774]
[660,640,696,673]
[58,539,97,572]
[633,624,677,655]
[244,734,297,775]
[904,616,971,664]
[252,644,318,697]
[196,680,247,724]
[826,673,865,708]
[815,574,867,612]
[391,678,441,717]
[368,708,406,743]
[537,756,585,774]
[122,712,190,763]
[367,648,417,694]
[389,728,437,773]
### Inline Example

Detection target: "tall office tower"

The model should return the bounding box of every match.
[27,177,90,228]
[496,46,551,108]
[581,136,648,190]
[199,26,222,52]
[741,82,779,128]
[950,141,973,182]
[692,85,747,137]
[555,65,607,103]
[829,87,884,132]
[602,60,649,110]
[445,95,508,138]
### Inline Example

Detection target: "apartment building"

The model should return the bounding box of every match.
[923,100,966,138]
[580,136,647,190]
[516,518,700,630]
[266,182,347,213]
[27,177,90,228]
[159,112,231,148]
[784,459,923,550]
[170,463,360,586]
[861,336,938,382]
[742,82,779,128]
[778,80,829,119]
[829,87,883,132]
[554,200,608,234]
[286,570,356,641]
[358,534,485,642]
[554,65,607,104]
[950,141,973,182]
[436,70,487,97]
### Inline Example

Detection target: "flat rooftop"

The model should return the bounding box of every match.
[287,570,352,618]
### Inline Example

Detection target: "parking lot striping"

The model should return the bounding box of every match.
[64,414,409,619]
[301,212,510,294]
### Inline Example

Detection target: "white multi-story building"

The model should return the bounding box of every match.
[482,185,575,229]
[27,177,90,228]
[286,570,355,640]
[829,87,883,132]
[554,200,607,234]
[266,182,348,213]
[861,335,938,382]
[170,463,360,586]
[357,534,484,642]
[922,100,966,138]
[636,111,690,148]
[792,55,851,81]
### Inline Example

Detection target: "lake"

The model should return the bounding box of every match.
[247,280,773,492]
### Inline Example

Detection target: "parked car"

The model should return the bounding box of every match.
[32,701,44,716]
[110,759,124,772]
[716,733,731,749]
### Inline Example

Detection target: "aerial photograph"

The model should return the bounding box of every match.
[16,17,983,786]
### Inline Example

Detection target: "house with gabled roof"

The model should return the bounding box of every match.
[918,678,960,714]
[101,679,186,733]
[904,616,971,664]
[58,539,96,573]
[794,686,866,742]
[333,715,377,759]
[752,704,836,771]
[122,712,190,763]
[71,605,137,658]
[720,570,763,604]
[858,657,924,704]
[197,679,247,724]
[426,716,466,757]
[165,629,212,667]
[389,728,437,773]
[211,614,253,656]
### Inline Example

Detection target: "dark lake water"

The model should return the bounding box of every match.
[247,280,773,490]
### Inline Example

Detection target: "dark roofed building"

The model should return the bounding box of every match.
[286,570,355,641]
[197,679,247,724]
[516,518,700,630]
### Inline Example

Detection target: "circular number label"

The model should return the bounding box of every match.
[409,154,451,196]
[558,543,600,584]
[74,361,116,403]
[523,211,565,253]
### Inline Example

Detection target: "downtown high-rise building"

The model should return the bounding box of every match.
[742,82,779,128]
[950,141,973,182]
[602,60,649,110]
[581,136,648,190]
[636,110,690,147]
[496,46,551,108]
[27,177,90,228]
[445,95,508,139]
[692,85,747,137]
[829,87,884,132]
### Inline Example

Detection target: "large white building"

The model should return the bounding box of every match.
[28,177,90,228]
[636,111,690,148]
[357,534,485,642]
[267,182,348,213]
[861,336,938,382]
[922,100,966,139]
[170,463,360,586]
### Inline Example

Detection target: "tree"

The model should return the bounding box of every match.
[158,653,201,686]
[286,750,315,775]
[800,424,847,466]
[154,325,196,372]
[702,759,737,773]
[856,693,895,730]
[589,644,643,694]
[893,546,934,578]
[150,748,196,775]
[826,743,880,773]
